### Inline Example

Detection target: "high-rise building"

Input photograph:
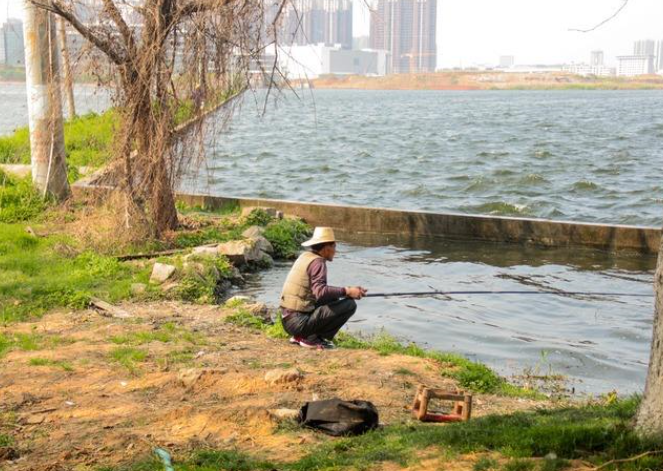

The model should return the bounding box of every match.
[2,19,25,67]
[369,0,437,74]
[590,50,604,66]
[634,39,656,56]
[281,0,353,49]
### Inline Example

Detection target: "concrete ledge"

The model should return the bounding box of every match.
[175,193,661,255]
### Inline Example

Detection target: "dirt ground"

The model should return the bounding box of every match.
[0,302,551,471]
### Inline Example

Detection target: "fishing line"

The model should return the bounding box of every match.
[364,290,653,298]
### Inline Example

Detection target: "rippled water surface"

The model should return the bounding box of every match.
[2,85,660,394]
[240,233,655,395]
[185,89,663,226]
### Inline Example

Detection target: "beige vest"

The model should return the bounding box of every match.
[280,251,323,313]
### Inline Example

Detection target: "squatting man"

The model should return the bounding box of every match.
[279,227,367,349]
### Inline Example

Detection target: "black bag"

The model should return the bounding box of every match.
[297,398,379,436]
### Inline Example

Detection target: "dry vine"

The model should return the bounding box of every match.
[30,0,291,238]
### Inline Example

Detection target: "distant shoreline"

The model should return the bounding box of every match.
[308,71,663,91]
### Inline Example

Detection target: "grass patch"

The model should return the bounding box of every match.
[0,331,74,358]
[224,304,288,340]
[502,459,535,471]
[28,357,74,371]
[474,456,499,471]
[109,346,148,374]
[0,223,151,323]
[0,433,13,447]
[0,170,49,223]
[0,111,115,169]
[110,322,206,346]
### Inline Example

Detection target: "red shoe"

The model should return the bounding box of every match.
[297,337,324,350]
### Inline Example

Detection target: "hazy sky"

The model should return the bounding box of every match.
[3,0,662,68]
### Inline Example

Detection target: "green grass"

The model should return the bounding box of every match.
[0,111,116,169]
[502,459,535,471]
[474,456,499,471]
[0,222,152,324]
[109,322,206,346]
[28,357,74,371]
[0,169,50,223]
[0,331,74,358]
[109,346,148,374]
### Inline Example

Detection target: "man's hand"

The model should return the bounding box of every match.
[345,286,368,299]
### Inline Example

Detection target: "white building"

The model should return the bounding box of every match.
[617,55,655,76]
[562,63,615,77]
[498,55,514,68]
[279,44,389,79]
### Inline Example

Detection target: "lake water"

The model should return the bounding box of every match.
[188,89,663,227]
[2,84,660,394]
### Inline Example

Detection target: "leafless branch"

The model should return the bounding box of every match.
[569,0,629,33]
[29,0,127,65]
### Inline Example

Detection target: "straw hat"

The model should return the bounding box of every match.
[301,227,336,247]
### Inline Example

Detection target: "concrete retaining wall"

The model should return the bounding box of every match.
[175,193,661,255]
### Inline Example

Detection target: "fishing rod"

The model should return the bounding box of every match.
[364,290,653,298]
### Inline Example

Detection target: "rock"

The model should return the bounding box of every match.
[269,408,300,420]
[216,240,262,265]
[192,245,219,257]
[252,236,274,255]
[259,252,274,267]
[242,226,265,238]
[130,283,147,295]
[246,302,268,316]
[150,263,176,284]
[264,368,303,385]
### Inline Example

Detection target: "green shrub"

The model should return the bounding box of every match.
[263,218,311,259]
[243,208,273,227]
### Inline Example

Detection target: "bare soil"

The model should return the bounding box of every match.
[0,302,550,470]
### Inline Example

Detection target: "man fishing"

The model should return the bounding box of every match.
[279,227,367,349]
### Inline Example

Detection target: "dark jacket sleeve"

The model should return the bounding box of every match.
[307,258,346,304]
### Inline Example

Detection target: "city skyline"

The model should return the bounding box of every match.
[2,0,663,68]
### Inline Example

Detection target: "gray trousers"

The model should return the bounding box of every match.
[282,298,357,340]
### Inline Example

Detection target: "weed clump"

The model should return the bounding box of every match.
[263,218,311,259]
[0,170,49,223]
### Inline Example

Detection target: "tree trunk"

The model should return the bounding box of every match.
[24,1,71,201]
[635,231,663,436]
[56,17,76,119]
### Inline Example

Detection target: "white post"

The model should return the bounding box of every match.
[24,0,71,200]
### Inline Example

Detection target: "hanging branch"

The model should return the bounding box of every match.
[568,0,630,33]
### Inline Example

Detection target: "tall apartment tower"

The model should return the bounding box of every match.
[369,0,437,74]
[281,0,353,49]
[634,39,656,56]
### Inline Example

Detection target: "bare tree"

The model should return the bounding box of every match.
[29,0,287,237]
